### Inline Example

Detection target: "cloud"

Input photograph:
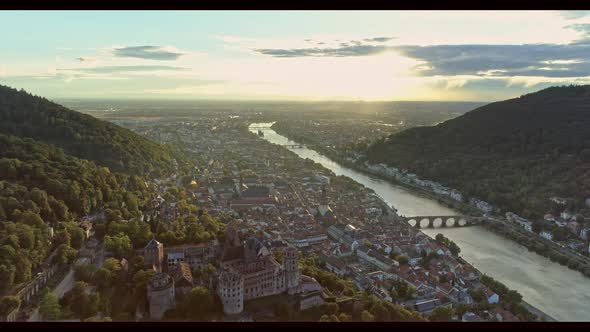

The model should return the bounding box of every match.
[560,11,590,20]
[112,46,185,60]
[254,45,390,57]
[395,43,590,78]
[57,65,190,75]
[253,34,590,79]
[363,37,397,43]
[566,23,590,40]
[76,57,97,63]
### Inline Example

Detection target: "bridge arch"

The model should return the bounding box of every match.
[432,217,444,228]
[445,217,456,227]
[407,219,417,227]
[458,218,467,226]
[419,218,431,228]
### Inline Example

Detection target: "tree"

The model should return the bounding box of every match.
[455,303,470,318]
[39,288,61,320]
[329,314,340,322]
[429,306,454,321]
[338,312,351,322]
[14,254,33,284]
[53,229,71,248]
[104,234,132,258]
[94,268,114,290]
[0,296,20,316]
[74,264,98,283]
[52,244,77,265]
[0,265,16,292]
[67,225,86,249]
[132,269,156,299]
[0,245,16,265]
[396,255,409,265]
[323,302,339,315]
[370,302,390,321]
[361,310,375,322]
[67,281,99,319]
[187,286,215,320]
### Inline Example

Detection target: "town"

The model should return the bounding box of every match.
[270,119,590,278]
[1,113,546,323]
[108,116,538,321]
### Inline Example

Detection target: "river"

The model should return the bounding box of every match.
[249,122,590,321]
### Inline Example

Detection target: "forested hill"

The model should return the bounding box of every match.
[0,85,179,176]
[366,85,590,219]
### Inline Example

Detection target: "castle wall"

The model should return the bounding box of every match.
[148,284,175,320]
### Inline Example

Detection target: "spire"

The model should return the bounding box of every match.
[320,185,328,206]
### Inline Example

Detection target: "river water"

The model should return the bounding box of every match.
[249,122,590,321]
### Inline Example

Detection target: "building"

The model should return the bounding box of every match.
[147,273,176,320]
[215,226,318,315]
[298,290,324,311]
[540,230,554,241]
[323,255,347,277]
[165,242,219,271]
[506,212,532,232]
[173,262,194,296]
[144,239,164,273]
[356,246,398,270]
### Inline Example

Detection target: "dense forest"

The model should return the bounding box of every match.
[0,85,184,176]
[0,85,196,299]
[367,85,590,219]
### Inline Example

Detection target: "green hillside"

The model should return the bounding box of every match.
[0,85,179,176]
[366,85,590,219]
[0,85,181,295]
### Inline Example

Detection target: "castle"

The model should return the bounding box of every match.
[143,226,323,318]
[216,227,301,314]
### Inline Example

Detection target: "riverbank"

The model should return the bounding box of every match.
[483,220,590,278]
[270,122,590,280]
[259,122,557,321]
[270,122,478,216]
[522,301,557,322]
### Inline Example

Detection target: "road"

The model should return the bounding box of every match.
[26,241,104,322]
[26,267,75,322]
[486,216,590,265]
[53,268,75,299]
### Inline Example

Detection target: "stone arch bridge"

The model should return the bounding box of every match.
[399,215,484,229]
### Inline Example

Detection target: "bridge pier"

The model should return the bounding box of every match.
[400,215,479,229]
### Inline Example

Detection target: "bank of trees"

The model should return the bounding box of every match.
[367,86,590,219]
[434,233,461,256]
[0,85,188,177]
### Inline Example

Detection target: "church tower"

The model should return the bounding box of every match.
[283,246,300,290]
[320,185,328,206]
[143,238,164,273]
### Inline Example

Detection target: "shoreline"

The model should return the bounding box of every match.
[255,123,555,322]
[270,123,590,279]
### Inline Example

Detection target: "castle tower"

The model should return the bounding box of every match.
[217,268,244,315]
[283,246,300,290]
[143,238,164,273]
[147,272,175,320]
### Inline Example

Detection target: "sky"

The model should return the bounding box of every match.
[2,10,590,102]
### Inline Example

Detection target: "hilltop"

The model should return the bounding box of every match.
[366,85,590,218]
[0,85,181,176]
